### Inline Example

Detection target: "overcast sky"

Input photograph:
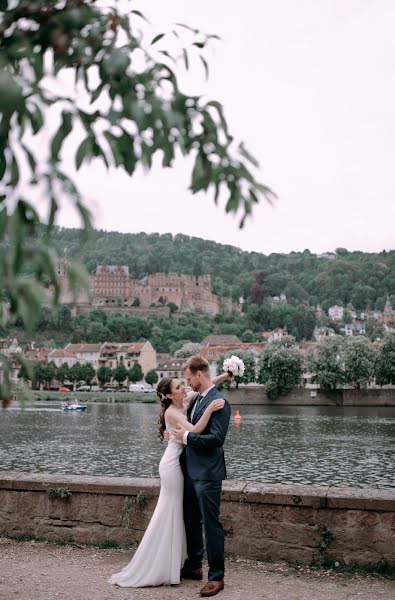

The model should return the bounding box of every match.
[56,0,395,255]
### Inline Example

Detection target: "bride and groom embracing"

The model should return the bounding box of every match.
[109,355,233,597]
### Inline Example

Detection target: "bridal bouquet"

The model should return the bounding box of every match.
[222,355,245,378]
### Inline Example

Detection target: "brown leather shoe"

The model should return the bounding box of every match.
[180,566,203,581]
[200,580,224,597]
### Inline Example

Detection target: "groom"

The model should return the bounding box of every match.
[173,356,231,598]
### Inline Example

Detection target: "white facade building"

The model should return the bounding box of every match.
[328,305,344,321]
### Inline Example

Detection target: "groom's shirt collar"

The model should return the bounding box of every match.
[199,384,214,398]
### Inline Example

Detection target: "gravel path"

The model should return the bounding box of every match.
[0,538,393,600]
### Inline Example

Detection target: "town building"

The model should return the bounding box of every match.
[47,349,81,368]
[342,323,366,337]
[98,341,157,375]
[260,328,288,343]
[0,338,22,357]
[64,343,104,369]
[156,359,186,384]
[328,305,344,321]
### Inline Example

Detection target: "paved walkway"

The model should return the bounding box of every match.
[0,538,393,600]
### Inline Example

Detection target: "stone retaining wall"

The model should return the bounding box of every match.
[226,387,395,406]
[1,472,394,566]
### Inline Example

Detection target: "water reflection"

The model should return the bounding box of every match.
[1,403,394,488]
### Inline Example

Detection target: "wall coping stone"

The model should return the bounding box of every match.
[1,472,394,512]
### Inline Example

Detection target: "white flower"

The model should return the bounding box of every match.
[222,355,245,378]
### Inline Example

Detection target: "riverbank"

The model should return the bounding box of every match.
[0,537,393,600]
[31,386,395,406]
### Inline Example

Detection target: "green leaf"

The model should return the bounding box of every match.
[0,150,6,180]
[31,52,44,80]
[158,50,177,65]
[75,202,93,236]
[174,23,198,34]
[206,100,230,140]
[151,33,165,45]
[21,143,37,174]
[47,197,58,232]
[28,105,44,135]
[10,154,19,187]
[90,82,105,104]
[75,136,93,170]
[239,142,259,168]
[51,111,73,163]
[200,55,209,80]
[103,131,123,167]
[131,10,150,23]
[182,48,189,70]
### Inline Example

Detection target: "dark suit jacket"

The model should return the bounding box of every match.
[183,386,231,481]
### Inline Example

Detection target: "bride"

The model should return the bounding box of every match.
[108,371,231,588]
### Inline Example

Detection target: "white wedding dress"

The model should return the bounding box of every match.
[108,418,187,587]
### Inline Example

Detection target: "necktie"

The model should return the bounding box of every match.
[191,394,202,421]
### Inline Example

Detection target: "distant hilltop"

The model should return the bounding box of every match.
[55,258,239,317]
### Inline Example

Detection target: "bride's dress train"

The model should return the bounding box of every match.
[108,422,187,587]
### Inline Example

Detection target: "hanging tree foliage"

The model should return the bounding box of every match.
[0,0,274,399]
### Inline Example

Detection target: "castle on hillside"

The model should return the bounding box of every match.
[55,259,237,317]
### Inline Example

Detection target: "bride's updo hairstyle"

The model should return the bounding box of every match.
[157,377,174,440]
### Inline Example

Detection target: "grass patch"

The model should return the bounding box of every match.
[33,391,155,403]
[47,487,72,501]
[9,534,36,542]
[319,559,395,579]
[97,539,124,549]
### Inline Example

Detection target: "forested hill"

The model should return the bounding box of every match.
[52,228,394,311]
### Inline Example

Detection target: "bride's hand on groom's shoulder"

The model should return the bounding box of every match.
[208,399,225,413]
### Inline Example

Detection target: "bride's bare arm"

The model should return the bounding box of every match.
[166,400,225,434]
[183,373,231,406]
[212,372,233,386]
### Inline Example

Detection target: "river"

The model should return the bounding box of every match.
[0,402,394,488]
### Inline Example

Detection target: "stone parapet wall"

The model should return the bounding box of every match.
[1,472,394,566]
[226,387,395,406]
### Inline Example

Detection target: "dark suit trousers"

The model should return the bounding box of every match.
[183,474,224,581]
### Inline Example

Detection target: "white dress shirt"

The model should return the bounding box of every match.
[183,385,215,445]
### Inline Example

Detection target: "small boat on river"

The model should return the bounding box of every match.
[61,400,87,412]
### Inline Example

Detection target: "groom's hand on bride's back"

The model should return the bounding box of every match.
[173,424,187,442]
[163,430,170,442]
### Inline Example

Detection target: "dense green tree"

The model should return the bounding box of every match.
[129,363,143,383]
[241,329,255,342]
[69,362,84,388]
[145,369,159,387]
[57,363,70,384]
[342,337,377,389]
[97,365,112,387]
[307,336,345,390]
[175,342,202,358]
[257,338,303,400]
[290,305,316,340]
[113,364,128,386]
[375,334,395,386]
[80,363,95,385]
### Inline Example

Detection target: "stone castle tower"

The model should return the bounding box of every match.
[56,260,238,316]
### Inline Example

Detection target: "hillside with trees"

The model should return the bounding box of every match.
[50,229,395,310]
[3,227,394,349]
